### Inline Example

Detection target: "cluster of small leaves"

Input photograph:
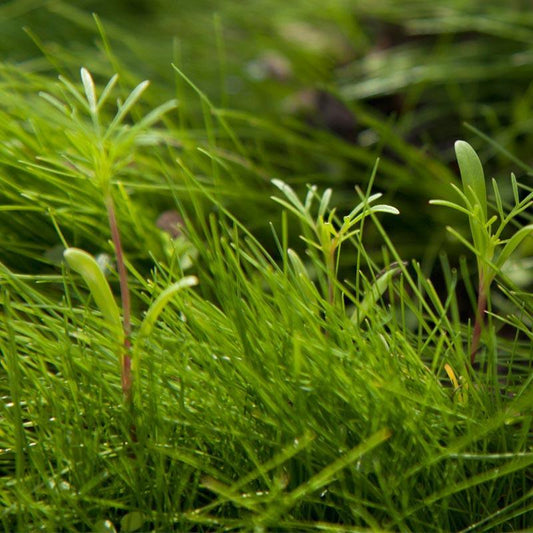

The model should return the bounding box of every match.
[57,69,197,398]
[431,140,533,362]
[271,170,399,317]
[432,141,533,289]
[271,175,399,257]
[40,68,177,192]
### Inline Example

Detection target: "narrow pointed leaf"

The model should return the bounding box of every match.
[271,179,306,213]
[511,173,519,205]
[346,193,382,220]
[132,99,178,130]
[106,80,150,136]
[133,276,198,373]
[318,188,332,218]
[271,196,313,227]
[138,276,198,340]
[493,224,533,274]
[429,200,473,217]
[369,204,400,215]
[80,68,97,115]
[97,73,119,110]
[287,249,309,278]
[58,76,90,111]
[492,178,504,220]
[39,91,69,114]
[304,185,317,211]
[352,266,400,324]
[115,100,178,145]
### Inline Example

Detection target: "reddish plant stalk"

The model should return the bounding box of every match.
[327,248,335,306]
[105,195,132,400]
[470,273,487,366]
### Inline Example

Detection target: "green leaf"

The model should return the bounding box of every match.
[39,91,69,114]
[455,140,487,222]
[97,73,119,110]
[120,511,144,532]
[304,185,318,211]
[346,193,382,220]
[429,199,473,217]
[128,99,178,132]
[271,179,306,213]
[106,80,150,136]
[133,276,198,371]
[286,249,322,305]
[493,224,533,277]
[369,204,400,215]
[352,265,401,324]
[491,178,504,221]
[287,248,309,278]
[63,248,123,345]
[270,196,313,227]
[138,276,199,341]
[318,188,332,218]
[511,172,519,205]
[58,74,89,111]
[80,67,97,116]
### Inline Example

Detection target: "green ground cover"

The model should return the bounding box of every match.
[0,1,531,531]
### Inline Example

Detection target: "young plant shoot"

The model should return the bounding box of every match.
[271,174,399,312]
[431,140,533,365]
[44,68,190,403]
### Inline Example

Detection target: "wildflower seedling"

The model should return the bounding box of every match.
[64,247,197,394]
[41,68,197,403]
[271,174,399,318]
[431,140,533,365]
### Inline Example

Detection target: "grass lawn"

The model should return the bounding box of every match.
[0,1,531,531]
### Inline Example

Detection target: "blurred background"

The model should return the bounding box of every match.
[1,0,533,276]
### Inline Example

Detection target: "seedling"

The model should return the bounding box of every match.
[271,177,399,315]
[431,140,533,365]
[64,247,198,400]
[40,68,194,402]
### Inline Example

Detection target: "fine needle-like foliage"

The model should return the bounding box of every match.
[271,168,399,309]
[0,6,532,532]
[42,67,178,402]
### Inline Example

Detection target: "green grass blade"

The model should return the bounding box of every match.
[137,276,199,341]
[352,265,400,324]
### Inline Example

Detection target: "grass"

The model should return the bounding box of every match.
[0,2,532,531]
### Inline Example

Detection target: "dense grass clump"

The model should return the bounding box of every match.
[0,2,532,532]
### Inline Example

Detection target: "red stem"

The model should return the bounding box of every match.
[105,195,132,399]
[327,250,335,306]
[470,274,487,366]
